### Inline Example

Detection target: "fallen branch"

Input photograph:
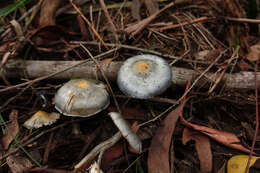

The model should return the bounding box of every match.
[3,60,260,90]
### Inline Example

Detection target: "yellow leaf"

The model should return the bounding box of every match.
[227,155,259,173]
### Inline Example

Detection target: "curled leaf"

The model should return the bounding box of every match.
[148,101,185,173]
[1,110,19,149]
[182,128,212,173]
[246,45,260,61]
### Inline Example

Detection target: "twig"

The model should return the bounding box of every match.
[0,84,32,111]
[72,41,186,62]
[43,132,54,164]
[178,49,226,102]
[244,60,259,173]
[0,48,117,93]
[72,41,216,64]
[74,132,122,170]
[80,44,121,114]
[208,48,238,93]
[3,58,260,90]
[124,2,175,37]
[224,17,260,24]
[70,0,107,48]
[99,0,119,42]
[157,16,214,31]
[0,118,90,161]
[115,95,178,104]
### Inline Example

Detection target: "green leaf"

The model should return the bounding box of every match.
[0,0,31,17]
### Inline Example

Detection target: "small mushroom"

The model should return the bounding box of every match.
[23,110,60,129]
[117,54,172,99]
[54,79,110,117]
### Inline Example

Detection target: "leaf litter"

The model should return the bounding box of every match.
[0,0,260,172]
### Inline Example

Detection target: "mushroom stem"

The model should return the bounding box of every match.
[74,132,121,171]
[109,112,142,154]
[3,60,260,90]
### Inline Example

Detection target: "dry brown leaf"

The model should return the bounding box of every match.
[148,101,185,173]
[246,45,260,61]
[1,110,19,150]
[39,0,61,27]
[180,118,252,153]
[77,15,89,40]
[6,154,33,173]
[143,0,159,15]
[131,0,141,21]
[182,128,212,173]
[102,142,124,169]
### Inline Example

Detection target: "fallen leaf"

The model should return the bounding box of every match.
[1,110,19,150]
[143,0,159,15]
[227,155,259,173]
[77,15,89,40]
[182,128,212,173]
[131,0,141,21]
[38,0,61,27]
[102,142,124,169]
[246,45,260,61]
[180,117,252,153]
[148,101,185,173]
[6,154,33,173]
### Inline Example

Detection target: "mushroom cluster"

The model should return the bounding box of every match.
[51,54,172,168]
[54,54,172,117]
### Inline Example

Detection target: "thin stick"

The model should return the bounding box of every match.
[99,0,119,42]
[72,41,181,60]
[0,118,90,161]
[158,16,214,31]
[224,17,260,24]
[80,44,121,114]
[244,60,259,173]
[0,48,117,93]
[177,49,226,102]
[125,2,175,37]
[70,0,107,48]
[74,132,122,170]
[3,58,260,90]
[71,41,212,64]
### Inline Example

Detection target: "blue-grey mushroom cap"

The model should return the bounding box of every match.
[117,54,172,99]
[55,79,110,117]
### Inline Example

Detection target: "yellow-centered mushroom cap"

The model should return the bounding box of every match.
[55,79,110,117]
[117,54,172,99]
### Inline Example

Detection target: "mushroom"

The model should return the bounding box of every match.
[23,110,60,129]
[54,78,110,117]
[117,54,172,99]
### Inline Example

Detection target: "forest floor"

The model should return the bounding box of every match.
[0,0,260,173]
